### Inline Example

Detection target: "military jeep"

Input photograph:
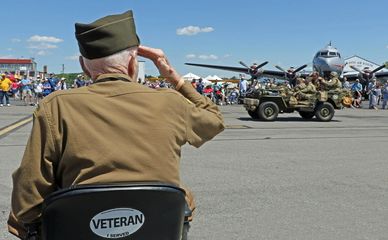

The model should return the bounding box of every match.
[243,87,352,122]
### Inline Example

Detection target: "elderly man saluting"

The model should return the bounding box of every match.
[8,10,224,239]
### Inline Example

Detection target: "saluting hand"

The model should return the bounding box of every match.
[138,45,183,88]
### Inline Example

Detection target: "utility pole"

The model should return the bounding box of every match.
[61,64,65,74]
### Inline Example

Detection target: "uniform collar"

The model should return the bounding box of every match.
[94,73,133,83]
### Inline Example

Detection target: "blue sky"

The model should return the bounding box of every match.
[2,0,387,77]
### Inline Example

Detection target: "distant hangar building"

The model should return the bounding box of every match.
[344,55,386,73]
[0,58,37,77]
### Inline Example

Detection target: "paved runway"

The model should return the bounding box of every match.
[1,103,387,239]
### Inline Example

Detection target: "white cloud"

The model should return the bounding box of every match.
[223,54,231,58]
[65,53,80,61]
[11,38,21,43]
[186,53,218,60]
[176,26,214,36]
[198,54,218,60]
[386,45,388,49]
[36,50,49,56]
[28,43,58,50]
[185,54,196,59]
[7,48,13,51]
[28,35,63,43]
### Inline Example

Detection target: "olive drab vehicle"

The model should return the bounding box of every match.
[243,82,352,121]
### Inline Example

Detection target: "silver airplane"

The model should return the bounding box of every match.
[312,42,345,78]
[185,43,388,85]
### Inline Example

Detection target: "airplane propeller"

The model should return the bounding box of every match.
[239,61,269,77]
[371,64,386,74]
[274,64,307,86]
[274,65,287,73]
[350,63,387,82]
[274,64,307,74]
[349,65,364,74]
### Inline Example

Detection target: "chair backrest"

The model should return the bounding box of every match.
[41,182,186,240]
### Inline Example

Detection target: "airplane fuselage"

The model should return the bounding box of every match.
[312,44,345,79]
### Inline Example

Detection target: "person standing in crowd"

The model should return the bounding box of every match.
[58,78,67,90]
[351,79,363,93]
[351,79,363,108]
[371,84,381,110]
[74,74,86,88]
[367,79,377,109]
[196,78,204,95]
[33,80,44,105]
[382,80,388,110]
[342,77,351,90]
[8,10,224,238]
[11,77,20,101]
[42,78,53,97]
[239,76,247,95]
[20,75,33,106]
[48,73,59,92]
[0,74,12,106]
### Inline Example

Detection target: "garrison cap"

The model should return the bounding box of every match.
[75,10,140,59]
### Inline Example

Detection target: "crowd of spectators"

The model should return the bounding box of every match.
[350,78,388,110]
[1,71,387,110]
[0,73,92,107]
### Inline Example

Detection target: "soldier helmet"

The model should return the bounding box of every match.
[330,71,338,77]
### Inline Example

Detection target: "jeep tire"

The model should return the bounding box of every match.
[258,102,279,121]
[315,102,335,122]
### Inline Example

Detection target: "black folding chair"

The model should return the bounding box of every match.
[39,182,187,240]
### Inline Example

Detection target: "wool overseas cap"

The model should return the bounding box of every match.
[75,10,140,59]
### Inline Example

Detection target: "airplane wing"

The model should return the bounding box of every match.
[185,63,249,74]
[342,71,388,82]
[375,71,388,79]
[185,63,311,80]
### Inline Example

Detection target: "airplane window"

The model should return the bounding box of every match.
[329,52,337,56]
[320,51,328,56]
[338,53,341,58]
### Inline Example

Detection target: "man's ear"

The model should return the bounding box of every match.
[79,56,91,78]
[127,55,138,80]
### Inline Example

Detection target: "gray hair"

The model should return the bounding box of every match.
[82,47,138,80]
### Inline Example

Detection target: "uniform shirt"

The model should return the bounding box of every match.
[300,82,316,94]
[321,77,342,90]
[8,73,224,237]
[294,82,306,91]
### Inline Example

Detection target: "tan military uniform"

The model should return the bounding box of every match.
[320,77,342,91]
[294,82,306,92]
[8,73,225,237]
[296,82,317,100]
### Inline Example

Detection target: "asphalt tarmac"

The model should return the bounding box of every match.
[1,103,387,239]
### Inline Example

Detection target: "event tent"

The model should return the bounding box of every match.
[204,75,223,81]
[182,72,201,81]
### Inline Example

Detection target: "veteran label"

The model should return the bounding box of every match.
[90,208,145,239]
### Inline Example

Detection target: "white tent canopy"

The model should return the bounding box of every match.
[182,72,201,81]
[204,75,223,81]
